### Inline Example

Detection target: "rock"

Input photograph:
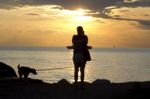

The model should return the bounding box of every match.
[92,79,110,85]
[0,62,17,78]
[57,79,70,85]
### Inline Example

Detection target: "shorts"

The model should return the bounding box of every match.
[73,53,85,63]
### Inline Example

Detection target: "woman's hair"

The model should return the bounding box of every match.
[77,26,84,35]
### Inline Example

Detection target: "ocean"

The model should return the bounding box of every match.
[0,47,150,83]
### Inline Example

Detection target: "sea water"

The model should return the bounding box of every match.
[0,47,150,83]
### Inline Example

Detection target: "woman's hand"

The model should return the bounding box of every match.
[87,46,92,49]
[66,46,73,49]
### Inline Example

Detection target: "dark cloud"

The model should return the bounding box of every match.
[0,0,18,9]
[119,0,150,8]
[25,13,40,16]
[137,20,150,29]
[138,20,150,26]
[0,0,135,10]
[1,0,149,9]
[99,13,150,30]
[144,14,149,17]
[0,0,117,12]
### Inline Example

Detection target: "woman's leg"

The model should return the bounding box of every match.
[80,61,86,83]
[74,65,79,83]
[73,61,80,83]
[73,61,80,89]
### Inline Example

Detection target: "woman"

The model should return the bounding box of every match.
[71,26,91,89]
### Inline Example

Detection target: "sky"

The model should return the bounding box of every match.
[0,0,150,48]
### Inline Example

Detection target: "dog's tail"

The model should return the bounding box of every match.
[18,64,20,69]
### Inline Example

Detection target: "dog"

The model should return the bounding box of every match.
[18,64,37,79]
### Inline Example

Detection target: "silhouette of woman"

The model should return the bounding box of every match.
[70,26,91,89]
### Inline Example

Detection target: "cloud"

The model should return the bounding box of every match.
[0,0,150,28]
[1,0,149,15]
[1,0,149,18]
[25,13,40,16]
[99,11,150,29]
[119,0,150,8]
[0,0,135,10]
[137,20,150,29]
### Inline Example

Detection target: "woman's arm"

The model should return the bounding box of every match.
[84,35,92,49]
[84,35,88,45]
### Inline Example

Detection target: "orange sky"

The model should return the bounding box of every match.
[0,4,150,48]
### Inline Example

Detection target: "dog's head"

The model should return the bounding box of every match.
[31,69,37,75]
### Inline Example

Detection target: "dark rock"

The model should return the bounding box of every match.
[57,79,71,85]
[0,62,17,78]
[92,79,110,85]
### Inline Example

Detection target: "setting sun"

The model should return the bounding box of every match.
[73,15,93,22]
[61,8,93,22]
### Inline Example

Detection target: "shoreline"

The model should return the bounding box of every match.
[0,78,149,99]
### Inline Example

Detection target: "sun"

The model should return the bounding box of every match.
[72,9,93,22]
[73,15,93,22]
[59,8,95,30]
[61,8,93,22]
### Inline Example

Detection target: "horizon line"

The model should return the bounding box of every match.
[0,46,150,49]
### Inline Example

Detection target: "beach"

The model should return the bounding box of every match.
[0,78,149,99]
